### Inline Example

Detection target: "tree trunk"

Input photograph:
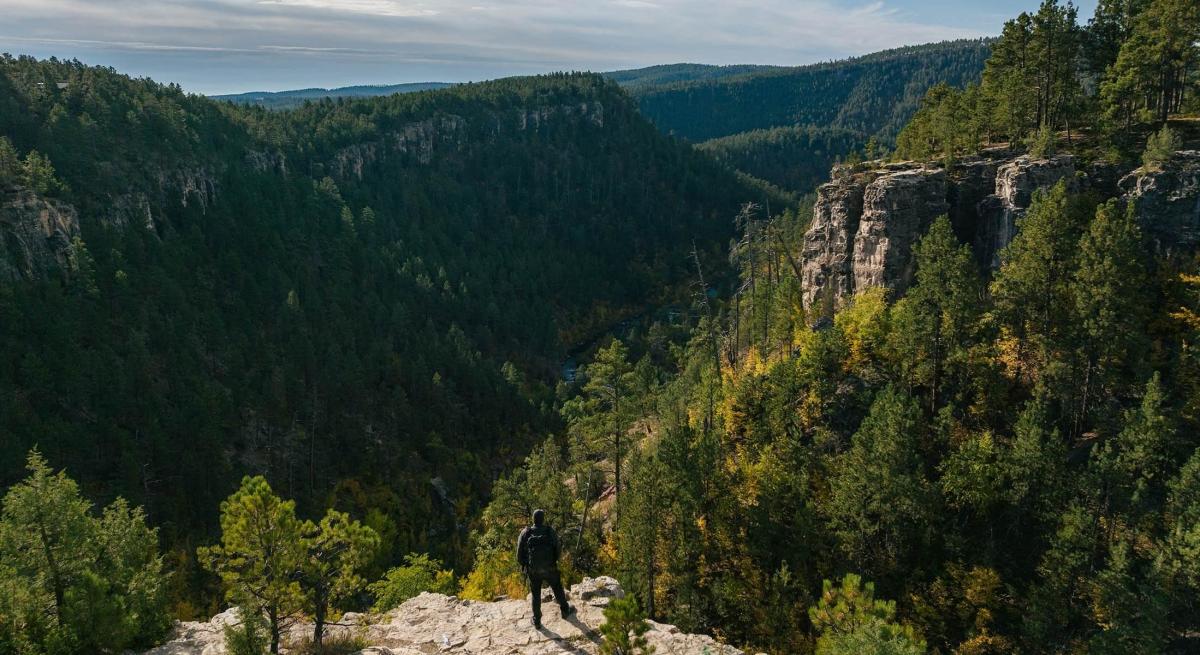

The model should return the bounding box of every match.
[270,606,281,654]
[313,593,327,648]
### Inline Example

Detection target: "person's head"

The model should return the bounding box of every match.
[533,509,545,526]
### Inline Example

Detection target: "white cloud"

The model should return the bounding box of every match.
[256,0,438,17]
[0,0,998,93]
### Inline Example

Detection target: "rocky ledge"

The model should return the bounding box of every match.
[801,150,1200,310]
[142,577,746,655]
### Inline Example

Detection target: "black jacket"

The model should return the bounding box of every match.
[517,524,560,570]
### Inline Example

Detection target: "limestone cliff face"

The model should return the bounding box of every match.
[852,168,950,296]
[798,150,1200,310]
[0,187,80,282]
[141,577,748,655]
[1119,151,1200,252]
[975,155,1078,269]
[800,177,865,309]
[326,102,605,182]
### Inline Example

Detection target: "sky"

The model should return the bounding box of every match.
[0,0,1099,95]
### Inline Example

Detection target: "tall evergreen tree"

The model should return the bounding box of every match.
[198,476,306,654]
[1072,200,1149,429]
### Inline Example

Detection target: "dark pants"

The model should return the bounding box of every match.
[528,568,569,621]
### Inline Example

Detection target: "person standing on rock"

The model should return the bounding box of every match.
[517,508,575,628]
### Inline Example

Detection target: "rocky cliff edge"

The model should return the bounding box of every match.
[141,577,747,655]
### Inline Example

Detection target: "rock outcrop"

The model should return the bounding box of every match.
[1119,150,1200,252]
[801,177,865,309]
[852,167,949,296]
[801,163,948,308]
[798,151,1178,310]
[975,155,1077,269]
[141,577,746,655]
[0,187,80,282]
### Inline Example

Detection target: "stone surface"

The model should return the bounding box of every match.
[141,577,745,655]
[799,152,1102,309]
[975,155,1077,269]
[1119,150,1200,252]
[0,187,80,282]
[852,167,949,297]
[800,178,866,309]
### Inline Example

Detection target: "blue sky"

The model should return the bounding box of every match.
[1,0,1098,95]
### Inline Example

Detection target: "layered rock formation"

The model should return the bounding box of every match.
[852,167,950,296]
[795,150,1197,310]
[1119,150,1200,252]
[0,187,80,282]
[142,577,747,655]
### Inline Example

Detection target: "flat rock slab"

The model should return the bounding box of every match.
[142,577,745,655]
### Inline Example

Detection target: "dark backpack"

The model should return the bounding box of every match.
[526,527,556,572]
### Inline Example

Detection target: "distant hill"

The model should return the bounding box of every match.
[601,63,781,89]
[213,82,453,108]
[631,40,992,143]
[208,64,782,109]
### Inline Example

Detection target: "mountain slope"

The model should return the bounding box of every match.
[698,125,866,194]
[0,56,767,590]
[632,40,992,142]
[602,63,780,89]
[213,82,454,109]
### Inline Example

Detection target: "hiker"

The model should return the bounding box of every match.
[517,509,575,628]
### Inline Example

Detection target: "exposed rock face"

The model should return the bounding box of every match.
[1119,151,1200,252]
[801,178,865,309]
[852,168,949,296]
[800,153,1096,309]
[976,155,1077,269]
[141,577,747,655]
[0,187,80,282]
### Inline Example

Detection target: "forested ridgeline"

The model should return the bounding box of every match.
[630,40,992,143]
[0,56,774,625]
[465,2,1200,654]
[698,125,870,194]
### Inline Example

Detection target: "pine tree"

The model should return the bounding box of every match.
[1101,0,1200,128]
[0,451,169,653]
[991,182,1087,386]
[198,476,306,655]
[563,339,638,508]
[1072,200,1149,429]
[300,509,378,647]
[889,215,982,410]
[598,596,654,655]
[823,388,934,582]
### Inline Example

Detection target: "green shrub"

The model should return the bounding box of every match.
[1025,124,1056,159]
[599,596,654,655]
[1142,126,1181,170]
[368,554,456,611]
[223,609,269,655]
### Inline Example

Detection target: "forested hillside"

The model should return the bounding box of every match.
[0,55,769,625]
[465,1,1200,654]
[213,83,454,109]
[697,125,868,194]
[602,63,780,90]
[631,40,992,143]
